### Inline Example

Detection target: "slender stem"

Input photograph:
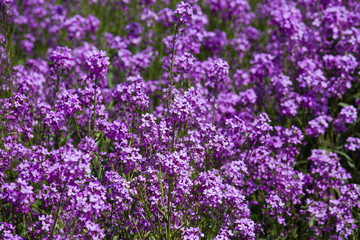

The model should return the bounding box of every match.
[168,25,179,110]
[49,182,67,240]
[136,181,160,240]
[53,73,61,106]
[212,81,218,125]
[92,78,97,139]
[166,177,172,240]
[130,109,135,147]
[88,108,92,138]
[170,122,176,152]
[131,215,143,240]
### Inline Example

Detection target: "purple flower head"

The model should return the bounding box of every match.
[207,58,230,88]
[182,227,204,240]
[337,105,357,124]
[269,2,305,41]
[49,46,75,72]
[0,222,22,240]
[169,87,203,124]
[195,169,225,208]
[271,73,292,94]
[231,33,251,53]
[238,88,257,106]
[84,221,105,239]
[158,7,173,27]
[125,22,143,45]
[235,218,256,240]
[103,170,134,211]
[85,49,110,76]
[305,115,333,137]
[280,97,299,117]
[1,0,13,6]
[0,178,35,213]
[20,33,35,53]
[2,93,29,122]
[56,90,82,117]
[100,119,129,142]
[250,53,275,81]
[25,58,49,75]
[334,105,358,132]
[51,5,67,23]
[86,14,100,34]
[323,54,358,74]
[221,159,248,187]
[63,15,87,40]
[0,0,14,17]
[173,1,193,25]
[141,7,159,28]
[214,226,234,239]
[265,194,285,216]
[113,75,149,111]
[208,0,253,24]
[308,150,351,184]
[174,52,196,73]
[78,136,98,154]
[344,137,360,151]
[36,102,64,132]
[248,112,274,144]
[38,214,54,232]
[233,69,251,87]
[204,30,227,54]
[317,6,355,40]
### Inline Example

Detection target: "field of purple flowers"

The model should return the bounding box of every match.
[1,0,360,239]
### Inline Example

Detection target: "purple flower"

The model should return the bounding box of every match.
[20,33,35,53]
[182,227,204,240]
[86,14,100,34]
[235,218,256,240]
[305,115,333,137]
[0,0,13,6]
[344,137,360,151]
[39,215,54,232]
[208,0,253,24]
[49,46,75,72]
[85,49,110,76]
[63,15,87,40]
[205,58,230,89]
[269,2,305,41]
[334,105,358,132]
[56,90,82,117]
[0,222,22,240]
[173,1,193,25]
[113,75,149,111]
[174,52,196,73]
[2,93,28,122]
[0,178,35,213]
[265,194,285,216]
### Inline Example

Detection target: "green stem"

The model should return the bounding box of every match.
[49,183,67,240]
[168,25,179,110]
[131,215,143,240]
[136,182,160,240]
[166,177,172,240]
[92,78,97,139]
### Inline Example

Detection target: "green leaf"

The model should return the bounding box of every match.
[338,102,350,108]
[334,150,355,169]
[31,199,44,214]
[309,216,316,227]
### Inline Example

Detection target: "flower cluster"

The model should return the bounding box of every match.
[173,1,193,26]
[0,0,360,239]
